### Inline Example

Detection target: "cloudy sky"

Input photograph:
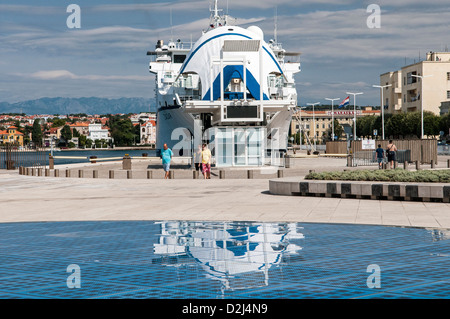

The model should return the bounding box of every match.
[1,0,449,106]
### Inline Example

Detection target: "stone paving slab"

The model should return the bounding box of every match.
[1,169,450,230]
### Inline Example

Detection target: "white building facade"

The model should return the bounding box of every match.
[140,120,156,145]
[88,123,111,141]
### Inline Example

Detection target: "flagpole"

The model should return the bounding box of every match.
[346,92,363,141]
[326,98,339,141]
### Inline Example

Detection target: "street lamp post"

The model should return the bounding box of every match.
[297,106,306,150]
[411,74,433,139]
[372,84,391,140]
[325,98,339,141]
[307,102,320,150]
[346,92,363,141]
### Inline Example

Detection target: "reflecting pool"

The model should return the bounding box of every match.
[1,220,450,299]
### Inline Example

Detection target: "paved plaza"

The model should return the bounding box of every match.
[1,155,450,229]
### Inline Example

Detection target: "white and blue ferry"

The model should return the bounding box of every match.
[147,0,300,167]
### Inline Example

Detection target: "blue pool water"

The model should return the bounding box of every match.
[1,220,450,299]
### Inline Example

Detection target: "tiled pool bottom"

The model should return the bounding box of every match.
[1,221,450,299]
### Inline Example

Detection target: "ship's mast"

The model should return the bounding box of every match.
[209,0,227,28]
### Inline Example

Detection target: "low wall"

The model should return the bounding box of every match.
[269,178,450,203]
[18,166,285,180]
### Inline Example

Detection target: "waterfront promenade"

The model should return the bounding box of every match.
[2,155,450,229]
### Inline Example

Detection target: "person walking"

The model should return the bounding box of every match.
[375,144,385,169]
[201,143,212,179]
[386,140,397,169]
[161,143,173,179]
[194,144,202,173]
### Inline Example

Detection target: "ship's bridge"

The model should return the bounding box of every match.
[176,25,297,124]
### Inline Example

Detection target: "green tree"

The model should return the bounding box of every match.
[51,118,66,127]
[325,119,344,141]
[60,125,72,146]
[423,111,440,137]
[86,138,93,148]
[31,119,43,147]
[404,112,421,138]
[72,128,80,138]
[385,113,406,138]
[109,116,136,146]
[79,135,87,148]
[439,113,450,139]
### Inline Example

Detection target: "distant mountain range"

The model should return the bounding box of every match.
[0,97,156,115]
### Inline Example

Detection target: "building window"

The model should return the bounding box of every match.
[447,72,450,80]
[447,91,450,99]
[407,72,417,85]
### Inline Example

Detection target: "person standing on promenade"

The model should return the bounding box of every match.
[375,144,385,169]
[201,143,212,179]
[386,140,397,169]
[194,144,202,173]
[161,143,173,179]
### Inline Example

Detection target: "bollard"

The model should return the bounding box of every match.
[277,169,283,178]
[93,170,98,178]
[19,166,22,175]
[122,155,132,170]
[31,168,35,176]
[169,171,174,179]
[431,160,435,169]
[38,168,42,176]
[54,169,59,177]
[127,170,132,179]
[45,169,50,177]
[66,170,70,178]
[403,161,408,170]
[78,170,83,178]
[347,155,353,167]
[90,156,97,164]
[109,170,114,179]
[415,160,421,170]
[247,170,253,179]
[147,170,152,179]
[219,170,225,179]
[285,155,290,168]
[193,170,198,179]
[49,156,54,169]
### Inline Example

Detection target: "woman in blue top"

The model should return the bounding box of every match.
[375,144,384,169]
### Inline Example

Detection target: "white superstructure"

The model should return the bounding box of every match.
[148,0,301,167]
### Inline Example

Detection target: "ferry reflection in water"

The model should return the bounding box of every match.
[153,221,304,293]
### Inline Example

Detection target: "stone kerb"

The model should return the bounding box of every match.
[269,178,450,203]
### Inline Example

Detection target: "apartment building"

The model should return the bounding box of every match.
[291,108,380,141]
[380,51,450,115]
